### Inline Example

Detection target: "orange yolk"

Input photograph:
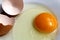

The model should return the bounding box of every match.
[34,12,58,33]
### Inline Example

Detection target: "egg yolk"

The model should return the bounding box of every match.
[34,12,58,33]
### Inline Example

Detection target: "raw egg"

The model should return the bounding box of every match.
[34,12,58,33]
[13,4,57,40]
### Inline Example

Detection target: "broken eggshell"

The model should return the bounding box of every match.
[2,0,23,16]
[0,4,16,17]
[0,14,15,36]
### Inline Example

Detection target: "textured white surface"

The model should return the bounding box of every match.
[0,0,2,4]
[0,30,13,40]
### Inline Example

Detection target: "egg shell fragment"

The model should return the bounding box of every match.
[2,0,23,16]
[0,14,15,36]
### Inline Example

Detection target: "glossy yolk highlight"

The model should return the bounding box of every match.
[34,12,58,33]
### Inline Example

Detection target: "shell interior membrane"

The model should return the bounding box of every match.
[0,14,15,25]
[2,0,23,16]
[13,4,57,40]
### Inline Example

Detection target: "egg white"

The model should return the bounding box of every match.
[13,4,57,40]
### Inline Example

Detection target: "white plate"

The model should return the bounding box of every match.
[0,0,60,40]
